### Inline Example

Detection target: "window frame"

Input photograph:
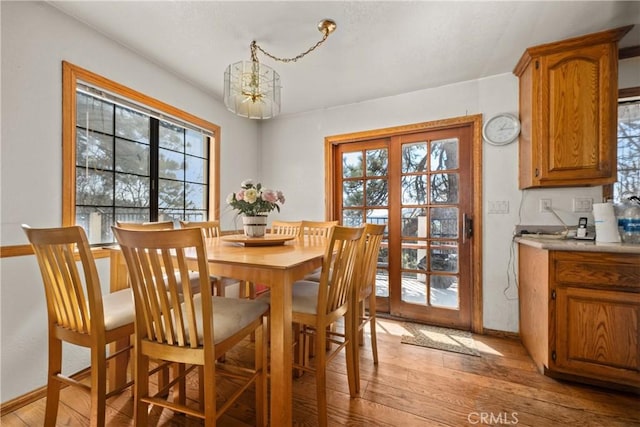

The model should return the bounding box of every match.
[603,85,640,202]
[62,61,220,243]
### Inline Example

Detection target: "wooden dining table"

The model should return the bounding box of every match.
[109,234,327,426]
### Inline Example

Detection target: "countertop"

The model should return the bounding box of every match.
[515,236,640,254]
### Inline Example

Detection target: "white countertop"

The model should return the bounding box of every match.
[515,236,640,254]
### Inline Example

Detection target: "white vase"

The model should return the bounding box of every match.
[242,215,268,237]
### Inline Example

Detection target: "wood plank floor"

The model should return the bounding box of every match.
[2,318,639,426]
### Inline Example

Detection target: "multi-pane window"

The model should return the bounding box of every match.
[75,87,210,245]
[614,98,640,201]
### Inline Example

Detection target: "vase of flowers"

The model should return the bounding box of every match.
[227,179,285,237]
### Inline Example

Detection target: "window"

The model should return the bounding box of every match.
[63,62,220,245]
[614,96,640,201]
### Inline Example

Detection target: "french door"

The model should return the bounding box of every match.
[332,120,477,329]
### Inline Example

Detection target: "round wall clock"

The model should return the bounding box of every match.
[482,113,521,146]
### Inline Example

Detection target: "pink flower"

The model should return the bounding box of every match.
[236,190,245,201]
[262,189,278,203]
[277,191,286,204]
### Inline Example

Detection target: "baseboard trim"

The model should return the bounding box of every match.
[482,327,520,340]
[0,367,91,416]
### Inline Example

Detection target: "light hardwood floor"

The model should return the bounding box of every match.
[2,318,639,426]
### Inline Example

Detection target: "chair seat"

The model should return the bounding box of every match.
[184,295,269,345]
[260,280,319,315]
[302,267,322,282]
[102,288,135,331]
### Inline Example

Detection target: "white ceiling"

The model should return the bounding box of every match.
[48,1,640,116]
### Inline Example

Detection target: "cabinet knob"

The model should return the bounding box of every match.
[535,168,539,177]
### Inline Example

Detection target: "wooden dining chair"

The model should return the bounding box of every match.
[22,225,135,427]
[351,223,386,393]
[270,220,302,236]
[113,226,269,426]
[282,225,364,427]
[179,220,242,298]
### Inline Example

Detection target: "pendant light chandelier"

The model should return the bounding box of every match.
[223,19,337,119]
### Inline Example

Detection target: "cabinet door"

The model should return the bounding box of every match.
[554,286,640,387]
[537,43,617,185]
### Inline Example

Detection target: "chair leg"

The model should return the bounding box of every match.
[203,362,216,425]
[44,337,62,427]
[89,343,107,427]
[134,354,150,427]
[369,294,379,365]
[255,318,267,427]
[344,312,358,398]
[351,308,361,395]
[173,363,186,405]
[314,326,329,427]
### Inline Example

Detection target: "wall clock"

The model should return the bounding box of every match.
[482,113,521,146]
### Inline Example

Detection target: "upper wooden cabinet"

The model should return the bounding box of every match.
[514,26,633,189]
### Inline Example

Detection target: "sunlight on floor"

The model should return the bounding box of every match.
[372,318,504,356]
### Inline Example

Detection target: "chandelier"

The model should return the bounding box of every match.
[223,19,337,120]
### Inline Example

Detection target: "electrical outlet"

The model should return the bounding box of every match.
[539,198,552,213]
[573,197,593,213]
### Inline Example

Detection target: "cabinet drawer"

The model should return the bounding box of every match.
[553,252,640,289]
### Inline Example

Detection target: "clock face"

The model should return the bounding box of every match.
[483,114,520,146]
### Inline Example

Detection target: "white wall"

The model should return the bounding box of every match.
[0,1,259,402]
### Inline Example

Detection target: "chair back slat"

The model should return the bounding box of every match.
[179,220,220,238]
[301,220,337,238]
[270,220,302,236]
[317,226,364,315]
[357,224,386,300]
[23,226,103,335]
[113,227,212,349]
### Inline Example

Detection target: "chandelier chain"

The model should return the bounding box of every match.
[251,31,330,64]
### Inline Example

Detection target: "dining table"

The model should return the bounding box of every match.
[108,233,327,426]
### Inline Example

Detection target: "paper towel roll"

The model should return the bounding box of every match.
[593,202,621,243]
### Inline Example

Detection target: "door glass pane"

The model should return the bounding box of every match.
[366,148,388,176]
[366,209,388,226]
[115,139,149,175]
[376,268,389,297]
[430,138,459,171]
[401,242,426,270]
[429,242,458,273]
[402,142,427,172]
[401,208,427,237]
[115,106,149,143]
[430,173,459,203]
[401,271,427,304]
[343,180,364,207]
[430,207,458,238]
[343,152,363,178]
[430,275,458,308]
[402,175,427,204]
[366,179,388,206]
[343,209,362,226]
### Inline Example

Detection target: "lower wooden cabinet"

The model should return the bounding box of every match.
[518,245,640,391]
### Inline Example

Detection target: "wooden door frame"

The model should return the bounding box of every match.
[324,115,483,334]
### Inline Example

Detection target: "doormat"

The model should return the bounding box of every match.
[401,322,480,357]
